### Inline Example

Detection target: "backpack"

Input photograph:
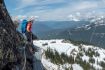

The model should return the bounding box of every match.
[21,20,28,33]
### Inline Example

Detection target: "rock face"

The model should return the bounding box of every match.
[0,0,26,69]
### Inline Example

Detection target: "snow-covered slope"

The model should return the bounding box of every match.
[33,39,105,70]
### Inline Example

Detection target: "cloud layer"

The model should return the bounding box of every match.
[5,0,105,21]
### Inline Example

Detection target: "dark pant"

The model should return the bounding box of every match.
[25,31,32,43]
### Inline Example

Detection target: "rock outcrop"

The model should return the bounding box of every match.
[0,0,31,70]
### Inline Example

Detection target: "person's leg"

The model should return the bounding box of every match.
[25,32,30,42]
[29,32,32,43]
[25,32,28,41]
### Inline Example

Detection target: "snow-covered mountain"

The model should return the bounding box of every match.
[33,39,105,70]
[65,16,105,48]
[75,16,105,30]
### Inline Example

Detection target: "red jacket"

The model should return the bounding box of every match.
[27,21,32,32]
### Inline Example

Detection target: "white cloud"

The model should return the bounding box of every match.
[15,0,35,10]
[12,15,39,21]
[15,0,65,10]
[14,0,105,21]
[33,1,99,21]
[73,1,98,11]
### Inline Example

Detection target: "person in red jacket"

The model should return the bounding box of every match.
[25,19,33,43]
[27,21,32,32]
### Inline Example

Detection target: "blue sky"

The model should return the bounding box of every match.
[4,0,105,21]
